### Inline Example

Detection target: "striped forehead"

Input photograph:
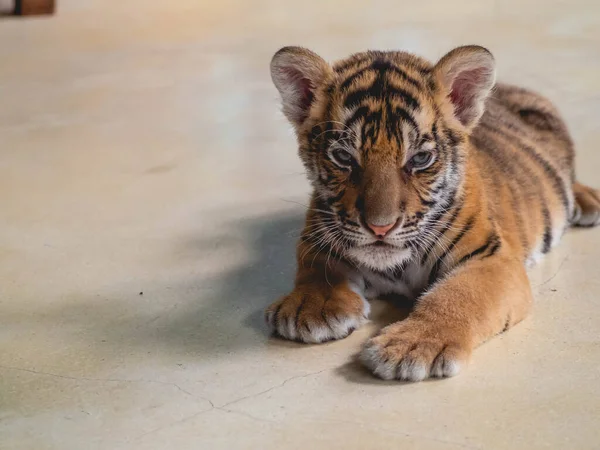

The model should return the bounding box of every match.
[330,54,435,152]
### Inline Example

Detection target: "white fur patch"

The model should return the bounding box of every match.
[266,310,367,344]
[526,247,544,268]
[576,210,600,227]
[347,281,371,318]
[398,358,428,382]
[360,340,463,382]
[345,248,433,299]
[360,344,397,380]
[346,245,412,272]
[551,221,568,248]
[525,215,569,268]
[431,357,461,378]
[266,282,371,344]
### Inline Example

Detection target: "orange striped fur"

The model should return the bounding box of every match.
[266,46,600,381]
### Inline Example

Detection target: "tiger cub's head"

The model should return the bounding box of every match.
[270,46,495,271]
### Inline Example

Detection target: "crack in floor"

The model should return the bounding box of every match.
[1,363,329,441]
[535,255,569,289]
[132,368,329,440]
[0,364,196,399]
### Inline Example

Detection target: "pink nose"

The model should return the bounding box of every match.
[367,221,396,238]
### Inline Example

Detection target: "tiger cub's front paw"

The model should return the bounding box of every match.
[265,284,370,344]
[360,319,472,382]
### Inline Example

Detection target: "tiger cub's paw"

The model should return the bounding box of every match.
[573,182,600,227]
[265,284,370,344]
[360,319,471,382]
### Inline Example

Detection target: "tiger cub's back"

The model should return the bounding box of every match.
[471,84,576,264]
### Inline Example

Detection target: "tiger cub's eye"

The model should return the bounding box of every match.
[331,148,354,167]
[410,151,434,170]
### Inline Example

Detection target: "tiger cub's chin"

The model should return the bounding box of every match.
[346,245,413,273]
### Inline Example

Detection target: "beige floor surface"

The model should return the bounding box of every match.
[1,1,600,449]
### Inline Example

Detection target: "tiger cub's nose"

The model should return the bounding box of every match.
[367,221,397,238]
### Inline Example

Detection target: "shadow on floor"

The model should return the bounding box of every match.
[21,206,412,385]
[133,208,413,357]
[126,209,306,356]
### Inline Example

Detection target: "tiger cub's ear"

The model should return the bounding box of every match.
[433,46,496,129]
[270,47,332,128]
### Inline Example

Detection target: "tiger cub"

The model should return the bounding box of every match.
[265,45,600,381]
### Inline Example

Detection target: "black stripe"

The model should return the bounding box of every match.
[506,179,530,253]
[327,246,346,262]
[439,215,476,259]
[341,59,422,145]
[420,197,436,207]
[480,119,570,216]
[340,68,374,91]
[421,199,464,264]
[427,76,437,93]
[518,108,559,132]
[387,66,422,89]
[475,123,557,259]
[309,121,335,149]
[486,236,502,258]
[385,104,416,147]
[333,56,371,73]
[472,124,539,194]
[438,121,463,207]
[346,105,371,130]
[541,206,552,253]
[430,121,453,197]
[388,88,420,110]
[339,60,423,92]
[355,195,365,214]
[457,233,501,265]
[427,194,462,225]
[415,65,432,76]
[344,59,420,109]
[474,128,552,256]
[361,59,423,88]
[429,178,448,196]
[309,125,322,143]
[294,294,308,331]
[360,110,383,145]
[431,122,439,142]
[327,188,346,205]
[444,128,463,147]
[389,106,418,133]
[428,215,476,284]
[519,141,569,214]
[344,85,419,110]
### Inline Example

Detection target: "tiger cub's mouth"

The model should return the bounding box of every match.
[362,240,404,249]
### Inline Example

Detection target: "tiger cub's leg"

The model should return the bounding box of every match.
[572,182,600,227]
[361,252,532,381]
[265,238,369,344]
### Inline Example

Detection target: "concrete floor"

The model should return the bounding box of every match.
[1,1,600,449]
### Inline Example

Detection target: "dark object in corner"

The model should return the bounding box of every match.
[15,0,55,15]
